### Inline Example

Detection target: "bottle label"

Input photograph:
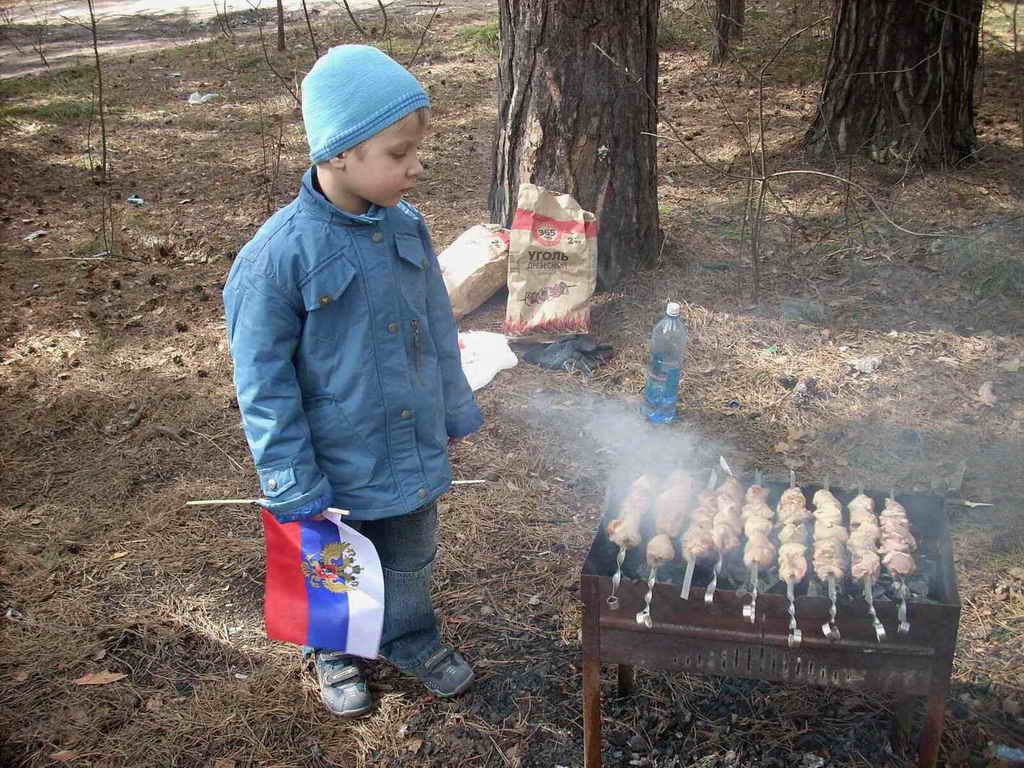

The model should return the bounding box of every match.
[645,358,681,407]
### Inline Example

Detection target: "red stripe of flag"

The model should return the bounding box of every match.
[262,509,309,646]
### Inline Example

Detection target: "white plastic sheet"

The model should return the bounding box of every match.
[458,331,517,391]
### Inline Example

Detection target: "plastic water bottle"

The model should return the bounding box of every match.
[644,301,688,424]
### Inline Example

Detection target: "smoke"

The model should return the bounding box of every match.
[518,390,730,492]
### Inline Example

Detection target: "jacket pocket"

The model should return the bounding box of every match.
[258,464,296,498]
[299,257,358,341]
[306,398,377,491]
[395,233,428,315]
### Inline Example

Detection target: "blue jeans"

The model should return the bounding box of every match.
[308,501,441,670]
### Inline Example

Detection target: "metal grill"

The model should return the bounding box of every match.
[580,480,960,768]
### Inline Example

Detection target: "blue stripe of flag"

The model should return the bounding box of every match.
[300,519,351,651]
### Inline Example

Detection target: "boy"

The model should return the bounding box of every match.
[223,45,483,718]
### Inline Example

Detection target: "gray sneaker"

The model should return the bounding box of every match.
[407,647,475,698]
[313,651,373,718]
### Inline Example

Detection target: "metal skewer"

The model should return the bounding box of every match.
[704,555,721,605]
[742,565,759,623]
[681,468,716,601]
[896,576,911,634]
[786,580,802,646]
[889,489,911,635]
[864,576,886,641]
[636,567,658,628]
[821,576,842,640]
[607,546,626,610]
[680,558,696,600]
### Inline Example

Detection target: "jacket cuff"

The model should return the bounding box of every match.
[446,399,483,439]
[263,475,333,522]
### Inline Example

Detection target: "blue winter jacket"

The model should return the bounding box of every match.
[223,168,483,522]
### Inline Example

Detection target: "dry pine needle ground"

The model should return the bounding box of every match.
[2,2,1024,767]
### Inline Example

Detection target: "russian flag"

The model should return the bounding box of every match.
[261,509,384,659]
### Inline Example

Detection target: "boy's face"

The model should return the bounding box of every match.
[327,110,428,215]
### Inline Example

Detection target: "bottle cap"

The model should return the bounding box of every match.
[666,301,681,317]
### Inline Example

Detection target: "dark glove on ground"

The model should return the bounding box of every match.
[520,335,614,375]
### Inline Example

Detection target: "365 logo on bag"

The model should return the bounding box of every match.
[533,224,562,246]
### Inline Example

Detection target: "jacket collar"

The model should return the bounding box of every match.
[299,166,386,227]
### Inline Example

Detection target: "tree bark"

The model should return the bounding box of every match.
[711,0,733,63]
[803,0,982,164]
[711,0,744,63]
[276,0,286,51]
[490,0,661,290]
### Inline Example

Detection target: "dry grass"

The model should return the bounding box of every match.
[2,1,1024,767]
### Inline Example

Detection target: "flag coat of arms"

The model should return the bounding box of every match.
[261,509,384,659]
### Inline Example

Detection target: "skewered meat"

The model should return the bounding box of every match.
[813,519,850,543]
[777,522,808,544]
[716,476,744,505]
[682,525,715,560]
[712,523,741,552]
[851,550,881,581]
[742,500,775,521]
[646,533,676,568]
[848,492,874,518]
[744,515,773,538]
[745,483,769,505]
[607,474,656,548]
[880,530,918,554]
[813,503,843,525]
[778,543,808,583]
[695,488,718,510]
[653,471,693,538]
[848,523,880,550]
[778,486,806,509]
[812,536,848,581]
[882,497,907,517]
[848,492,875,528]
[778,505,813,525]
[607,515,643,549]
[882,549,915,575]
[849,506,877,529]
[711,490,743,554]
[743,532,776,568]
[813,488,840,508]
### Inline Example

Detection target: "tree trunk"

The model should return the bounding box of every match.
[276,0,286,51]
[803,0,982,164]
[711,0,744,63]
[490,0,660,290]
[711,0,731,63]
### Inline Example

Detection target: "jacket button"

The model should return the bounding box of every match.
[268,479,278,490]
[318,295,332,306]
[417,488,427,498]
[400,409,412,419]
[387,322,399,334]
[372,232,383,243]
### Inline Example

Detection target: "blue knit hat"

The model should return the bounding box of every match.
[302,45,430,164]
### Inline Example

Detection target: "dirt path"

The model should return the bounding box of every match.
[0,0,496,77]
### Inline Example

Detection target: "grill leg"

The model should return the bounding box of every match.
[583,656,601,768]
[891,695,915,749]
[917,666,951,768]
[583,575,602,768]
[617,665,635,697]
